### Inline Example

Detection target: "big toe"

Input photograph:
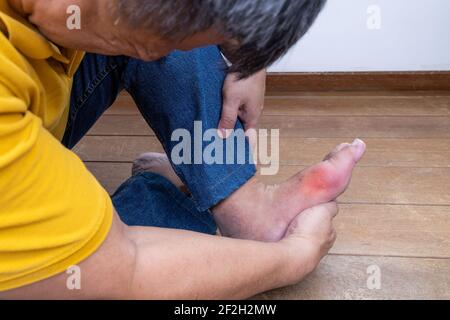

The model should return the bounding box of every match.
[297,139,366,203]
[327,139,366,170]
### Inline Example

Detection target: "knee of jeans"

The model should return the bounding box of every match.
[125,46,227,122]
[156,46,227,87]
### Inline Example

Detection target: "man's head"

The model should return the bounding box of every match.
[115,0,326,78]
[17,0,325,78]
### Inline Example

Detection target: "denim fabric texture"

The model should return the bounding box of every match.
[62,47,257,233]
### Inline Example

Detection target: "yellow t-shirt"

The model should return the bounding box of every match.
[0,1,113,291]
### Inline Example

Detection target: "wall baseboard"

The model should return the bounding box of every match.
[266,71,450,92]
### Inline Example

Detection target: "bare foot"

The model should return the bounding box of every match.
[212,139,366,242]
[132,153,188,193]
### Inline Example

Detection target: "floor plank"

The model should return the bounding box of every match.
[333,204,450,258]
[254,255,450,300]
[258,116,450,138]
[75,136,165,161]
[265,90,450,98]
[263,97,450,116]
[88,114,450,138]
[85,162,132,194]
[107,92,450,116]
[75,136,450,168]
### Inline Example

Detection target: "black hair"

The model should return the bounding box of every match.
[117,0,327,78]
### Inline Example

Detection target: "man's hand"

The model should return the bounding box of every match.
[219,69,267,138]
[282,202,339,278]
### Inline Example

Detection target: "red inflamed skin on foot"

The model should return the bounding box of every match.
[212,139,366,242]
[299,165,344,202]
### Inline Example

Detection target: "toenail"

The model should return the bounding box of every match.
[351,139,366,161]
[352,138,365,147]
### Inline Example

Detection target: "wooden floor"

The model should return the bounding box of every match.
[74,90,450,300]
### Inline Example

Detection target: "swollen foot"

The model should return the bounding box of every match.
[212,139,366,242]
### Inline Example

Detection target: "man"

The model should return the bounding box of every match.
[0,0,366,299]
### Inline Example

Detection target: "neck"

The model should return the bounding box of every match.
[7,0,135,56]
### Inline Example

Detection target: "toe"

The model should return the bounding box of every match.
[132,152,186,190]
[132,153,168,176]
[323,142,351,161]
[296,139,366,205]
[326,139,366,169]
[351,139,366,162]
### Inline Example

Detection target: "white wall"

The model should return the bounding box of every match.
[269,0,450,72]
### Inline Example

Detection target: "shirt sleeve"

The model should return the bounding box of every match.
[0,80,113,291]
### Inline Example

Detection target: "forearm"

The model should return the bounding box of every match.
[126,226,311,299]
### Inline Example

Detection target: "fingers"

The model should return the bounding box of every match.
[320,201,339,218]
[326,202,338,244]
[315,202,338,248]
[313,201,339,242]
[330,201,339,218]
[220,69,265,138]
[331,229,337,243]
[218,99,239,139]
[241,109,260,132]
[245,128,258,162]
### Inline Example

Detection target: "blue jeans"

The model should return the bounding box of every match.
[62,46,256,235]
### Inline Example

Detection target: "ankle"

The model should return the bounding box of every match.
[212,177,263,216]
